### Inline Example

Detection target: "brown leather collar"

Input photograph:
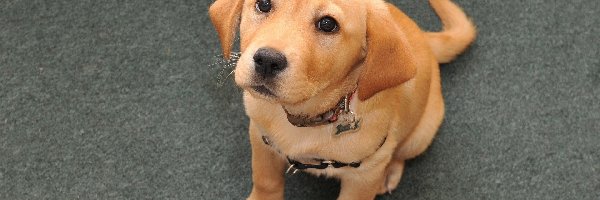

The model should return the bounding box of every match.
[284,92,355,127]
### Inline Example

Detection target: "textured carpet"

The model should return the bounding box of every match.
[1,0,598,199]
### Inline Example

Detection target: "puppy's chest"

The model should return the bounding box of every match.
[245,94,392,165]
[256,118,387,164]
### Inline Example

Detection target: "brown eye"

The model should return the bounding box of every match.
[256,0,272,13]
[316,16,338,33]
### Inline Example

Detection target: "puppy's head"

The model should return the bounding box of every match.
[210,0,415,110]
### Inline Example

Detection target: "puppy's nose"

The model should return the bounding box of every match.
[253,47,287,78]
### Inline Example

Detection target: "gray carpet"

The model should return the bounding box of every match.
[1,0,598,199]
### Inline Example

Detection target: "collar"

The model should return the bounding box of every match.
[284,91,355,127]
[261,134,387,174]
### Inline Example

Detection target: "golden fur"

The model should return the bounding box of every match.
[209,0,476,199]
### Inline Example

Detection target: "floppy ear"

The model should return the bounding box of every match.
[209,0,244,60]
[358,4,417,100]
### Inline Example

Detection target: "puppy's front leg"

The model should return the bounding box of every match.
[337,162,388,200]
[247,121,286,200]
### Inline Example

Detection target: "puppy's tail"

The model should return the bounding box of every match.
[426,0,477,64]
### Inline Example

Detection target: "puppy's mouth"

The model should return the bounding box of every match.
[251,85,276,97]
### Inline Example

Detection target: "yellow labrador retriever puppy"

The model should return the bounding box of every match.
[209,0,475,199]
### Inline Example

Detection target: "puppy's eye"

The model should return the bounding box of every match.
[256,0,272,13]
[316,16,339,33]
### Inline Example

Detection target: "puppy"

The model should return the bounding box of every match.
[209,0,475,199]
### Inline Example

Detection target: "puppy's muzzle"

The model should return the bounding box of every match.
[253,47,287,79]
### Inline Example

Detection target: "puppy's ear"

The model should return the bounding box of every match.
[358,4,417,100]
[209,0,244,60]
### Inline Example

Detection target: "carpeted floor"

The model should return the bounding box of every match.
[1,0,598,199]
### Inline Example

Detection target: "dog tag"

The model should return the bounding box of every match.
[335,112,360,135]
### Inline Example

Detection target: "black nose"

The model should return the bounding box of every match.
[253,47,287,78]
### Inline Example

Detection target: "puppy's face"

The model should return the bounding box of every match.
[234,0,367,104]
[211,0,417,103]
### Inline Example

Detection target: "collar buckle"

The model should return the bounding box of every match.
[286,164,299,175]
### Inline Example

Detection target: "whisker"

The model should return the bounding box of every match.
[225,69,235,79]
[212,51,241,87]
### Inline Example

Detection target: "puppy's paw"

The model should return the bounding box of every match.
[377,160,405,195]
[247,189,284,200]
[247,194,283,200]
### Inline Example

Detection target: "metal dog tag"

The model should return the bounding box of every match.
[335,112,360,135]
